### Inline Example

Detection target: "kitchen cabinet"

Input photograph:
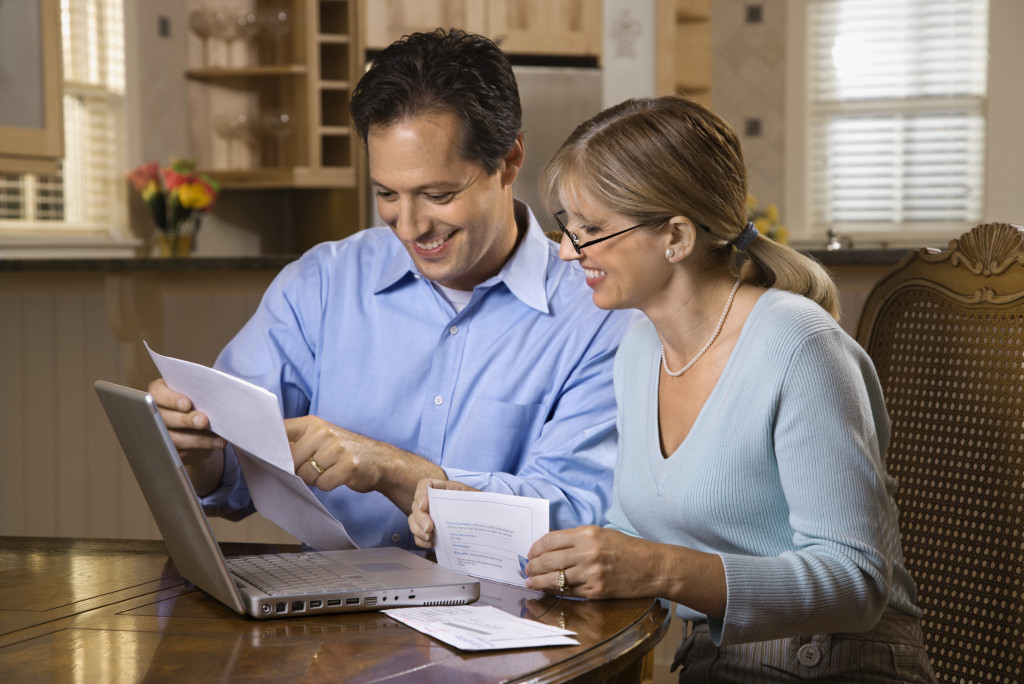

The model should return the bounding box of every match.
[656,0,712,106]
[363,0,602,62]
[0,0,63,174]
[184,0,361,190]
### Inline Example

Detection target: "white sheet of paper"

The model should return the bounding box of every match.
[146,342,357,550]
[383,605,578,651]
[427,487,549,587]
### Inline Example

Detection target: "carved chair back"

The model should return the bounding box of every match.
[855,222,1024,683]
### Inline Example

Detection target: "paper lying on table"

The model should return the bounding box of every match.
[383,605,578,650]
[145,342,357,550]
[427,487,549,587]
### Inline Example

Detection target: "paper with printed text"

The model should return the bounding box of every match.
[146,342,357,550]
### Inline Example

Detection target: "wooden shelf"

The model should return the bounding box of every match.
[185,65,308,79]
[184,0,362,196]
[202,166,355,189]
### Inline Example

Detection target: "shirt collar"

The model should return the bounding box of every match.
[374,199,552,314]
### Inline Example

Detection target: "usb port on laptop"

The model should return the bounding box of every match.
[345,597,360,605]
[327,599,342,607]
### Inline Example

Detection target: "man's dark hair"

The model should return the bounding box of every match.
[349,28,522,175]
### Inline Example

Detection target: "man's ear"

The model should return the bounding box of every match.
[664,216,699,262]
[499,133,526,187]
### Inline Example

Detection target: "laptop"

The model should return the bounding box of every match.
[94,380,479,619]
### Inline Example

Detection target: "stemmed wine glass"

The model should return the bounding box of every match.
[187,6,218,67]
[262,110,294,167]
[258,6,293,65]
[235,10,261,66]
[214,110,255,168]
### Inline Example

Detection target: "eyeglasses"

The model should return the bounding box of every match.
[554,210,648,255]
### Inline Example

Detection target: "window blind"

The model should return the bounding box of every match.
[0,0,124,232]
[807,0,988,230]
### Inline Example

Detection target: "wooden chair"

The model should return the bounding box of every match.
[855,222,1024,683]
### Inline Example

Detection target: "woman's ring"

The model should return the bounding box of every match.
[308,457,325,475]
[556,569,566,593]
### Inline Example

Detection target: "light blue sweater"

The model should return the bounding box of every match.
[605,288,921,646]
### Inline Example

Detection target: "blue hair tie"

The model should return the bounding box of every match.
[734,221,758,251]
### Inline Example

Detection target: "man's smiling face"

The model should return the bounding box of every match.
[368,110,523,291]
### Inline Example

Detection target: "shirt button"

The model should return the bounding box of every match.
[449,325,458,335]
[391,533,401,544]
[797,644,822,667]
[434,396,444,406]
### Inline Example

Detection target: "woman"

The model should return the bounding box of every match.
[409,96,934,682]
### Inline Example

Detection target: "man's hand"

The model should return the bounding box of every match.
[147,378,226,495]
[285,415,446,515]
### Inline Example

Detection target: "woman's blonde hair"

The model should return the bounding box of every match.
[539,96,839,319]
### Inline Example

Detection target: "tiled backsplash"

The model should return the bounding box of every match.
[712,0,787,218]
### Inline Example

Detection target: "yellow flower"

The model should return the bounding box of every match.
[177,182,215,210]
[141,179,161,202]
[746,194,788,244]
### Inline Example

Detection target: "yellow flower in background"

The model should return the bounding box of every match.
[746,194,788,245]
[178,182,216,210]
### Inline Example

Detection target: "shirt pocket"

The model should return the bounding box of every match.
[448,398,542,467]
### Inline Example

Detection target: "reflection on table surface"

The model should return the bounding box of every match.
[0,536,669,683]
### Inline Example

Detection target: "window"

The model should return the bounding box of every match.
[795,0,989,240]
[0,0,125,236]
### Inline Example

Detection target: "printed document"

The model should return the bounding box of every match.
[145,342,357,550]
[383,605,578,650]
[427,487,549,587]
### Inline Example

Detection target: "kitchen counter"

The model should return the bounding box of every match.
[0,255,299,272]
[803,248,912,267]
[0,248,913,337]
[0,247,913,271]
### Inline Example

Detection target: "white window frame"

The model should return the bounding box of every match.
[785,0,1023,249]
[0,0,139,257]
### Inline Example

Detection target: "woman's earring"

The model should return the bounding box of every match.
[665,249,674,260]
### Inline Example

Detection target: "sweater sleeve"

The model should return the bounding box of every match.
[714,327,898,645]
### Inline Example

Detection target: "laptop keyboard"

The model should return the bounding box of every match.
[227,553,384,596]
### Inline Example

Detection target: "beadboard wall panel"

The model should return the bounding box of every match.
[0,270,295,545]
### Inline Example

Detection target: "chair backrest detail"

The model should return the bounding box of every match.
[856,222,1024,684]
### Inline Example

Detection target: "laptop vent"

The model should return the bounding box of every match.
[422,599,468,606]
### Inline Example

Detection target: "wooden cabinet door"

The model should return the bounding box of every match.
[0,0,63,173]
[487,0,601,59]
[363,0,486,50]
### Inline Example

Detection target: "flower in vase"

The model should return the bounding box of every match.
[127,158,220,245]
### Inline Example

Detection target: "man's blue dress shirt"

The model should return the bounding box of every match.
[202,203,637,549]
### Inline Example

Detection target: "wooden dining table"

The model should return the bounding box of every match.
[0,536,670,683]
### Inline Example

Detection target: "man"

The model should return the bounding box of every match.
[150,29,635,550]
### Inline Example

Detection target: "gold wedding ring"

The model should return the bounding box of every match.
[307,457,325,476]
[556,569,566,593]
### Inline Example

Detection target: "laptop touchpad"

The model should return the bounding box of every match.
[354,562,409,573]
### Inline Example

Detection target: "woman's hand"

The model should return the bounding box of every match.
[408,479,479,548]
[525,526,727,616]
[524,526,665,599]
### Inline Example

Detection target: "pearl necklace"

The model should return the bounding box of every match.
[661,276,743,377]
